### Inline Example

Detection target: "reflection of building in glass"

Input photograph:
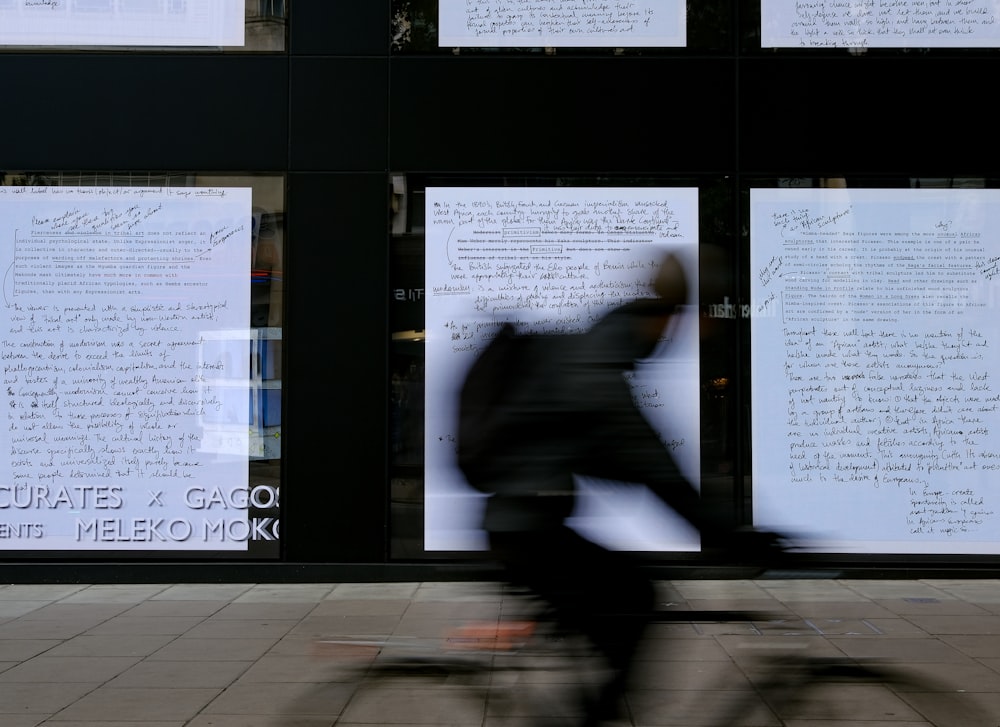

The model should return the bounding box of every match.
[257,0,285,17]
[245,0,285,51]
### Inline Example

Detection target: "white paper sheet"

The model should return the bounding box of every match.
[438,0,685,47]
[0,0,245,47]
[424,185,700,551]
[762,0,1000,48]
[0,185,253,550]
[751,187,1000,554]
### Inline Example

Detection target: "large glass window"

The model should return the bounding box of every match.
[0,171,283,558]
[389,174,738,560]
[745,176,1000,557]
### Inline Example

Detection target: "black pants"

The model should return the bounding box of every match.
[489,526,654,720]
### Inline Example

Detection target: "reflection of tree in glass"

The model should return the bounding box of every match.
[392,0,438,52]
[4,173,54,187]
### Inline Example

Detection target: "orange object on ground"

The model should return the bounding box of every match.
[445,621,536,651]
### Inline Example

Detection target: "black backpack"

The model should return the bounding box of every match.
[456,323,564,494]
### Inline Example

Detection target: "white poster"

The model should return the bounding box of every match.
[762,0,1000,48]
[1,185,253,550]
[751,187,1000,554]
[438,0,686,47]
[0,0,245,47]
[425,186,701,551]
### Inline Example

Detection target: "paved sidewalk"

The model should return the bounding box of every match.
[0,578,997,725]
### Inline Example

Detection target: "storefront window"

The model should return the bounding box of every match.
[745,176,1000,556]
[389,173,738,560]
[0,171,283,557]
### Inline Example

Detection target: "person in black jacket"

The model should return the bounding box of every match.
[465,252,782,726]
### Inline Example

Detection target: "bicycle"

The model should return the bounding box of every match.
[316,581,997,726]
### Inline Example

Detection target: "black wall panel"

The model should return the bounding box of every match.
[289,2,389,56]
[739,57,1000,176]
[290,58,389,171]
[0,55,288,171]
[283,173,389,562]
[389,57,736,173]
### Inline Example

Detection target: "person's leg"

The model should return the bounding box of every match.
[567,537,653,723]
[489,527,654,723]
